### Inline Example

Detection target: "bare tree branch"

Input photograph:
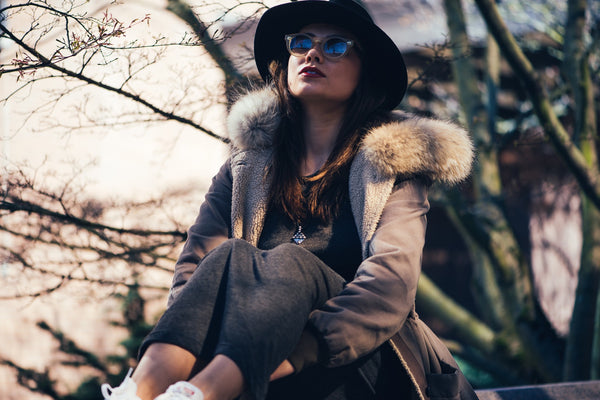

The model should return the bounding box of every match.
[0,4,230,143]
[473,0,600,210]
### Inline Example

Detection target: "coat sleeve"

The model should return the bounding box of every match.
[308,178,429,367]
[168,160,233,306]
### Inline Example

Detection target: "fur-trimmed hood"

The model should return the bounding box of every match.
[227,88,474,185]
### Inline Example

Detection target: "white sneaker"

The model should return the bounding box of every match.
[154,381,204,400]
[101,369,141,400]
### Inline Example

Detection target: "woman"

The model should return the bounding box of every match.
[102,0,477,399]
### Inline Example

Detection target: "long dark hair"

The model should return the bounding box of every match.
[267,52,390,223]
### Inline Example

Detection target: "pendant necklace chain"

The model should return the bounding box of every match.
[293,177,312,245]
[292,221,306,244]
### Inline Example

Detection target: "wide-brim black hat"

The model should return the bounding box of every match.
[254,0,407,110]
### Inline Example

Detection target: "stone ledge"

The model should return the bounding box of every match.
[475,380,600,400]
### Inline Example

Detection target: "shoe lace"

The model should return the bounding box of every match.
[101,368,134,399]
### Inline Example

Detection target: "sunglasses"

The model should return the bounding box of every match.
[285,33,356,60]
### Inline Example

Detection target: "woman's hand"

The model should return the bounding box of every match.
[269,359,295,381]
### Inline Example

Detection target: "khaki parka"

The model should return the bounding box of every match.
[170,88,478,400]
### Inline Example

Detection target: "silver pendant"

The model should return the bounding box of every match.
[292,223,306,244]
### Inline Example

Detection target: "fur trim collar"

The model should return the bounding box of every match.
[227,88,473,184]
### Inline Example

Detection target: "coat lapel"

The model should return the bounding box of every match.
[349,150,396,258]
[230,149,272,245]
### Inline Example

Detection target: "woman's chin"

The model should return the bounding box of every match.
[292,90,351,107]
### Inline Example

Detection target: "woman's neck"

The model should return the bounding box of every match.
[301,102,346,176]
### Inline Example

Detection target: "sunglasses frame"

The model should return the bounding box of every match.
[285,33,356,60]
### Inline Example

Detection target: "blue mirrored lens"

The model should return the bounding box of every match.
[323,38,348,56]
[290,35,313,51]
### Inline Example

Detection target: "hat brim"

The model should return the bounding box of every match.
[254,1,407,110]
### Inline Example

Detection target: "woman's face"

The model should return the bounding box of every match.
[287,24,362,107]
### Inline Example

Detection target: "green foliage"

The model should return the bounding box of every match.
[454,356,499,389]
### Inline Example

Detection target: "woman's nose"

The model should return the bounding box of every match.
[305,47,323,63]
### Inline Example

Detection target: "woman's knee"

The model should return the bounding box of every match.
[268,242,313,259]
[215,238,251,251]
[207,238,257,259]
[190,239,254,279]
[267,244,343,283]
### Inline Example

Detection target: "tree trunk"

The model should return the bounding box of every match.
[443,0,567,381]
[166,0,245,94]
[485,34,500,139]
[417,273,496,355]
[567,197,600,380]
[443,0,535,322]
[593,281,600,378]
[473,0,600,211]
[562,0,600,381]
